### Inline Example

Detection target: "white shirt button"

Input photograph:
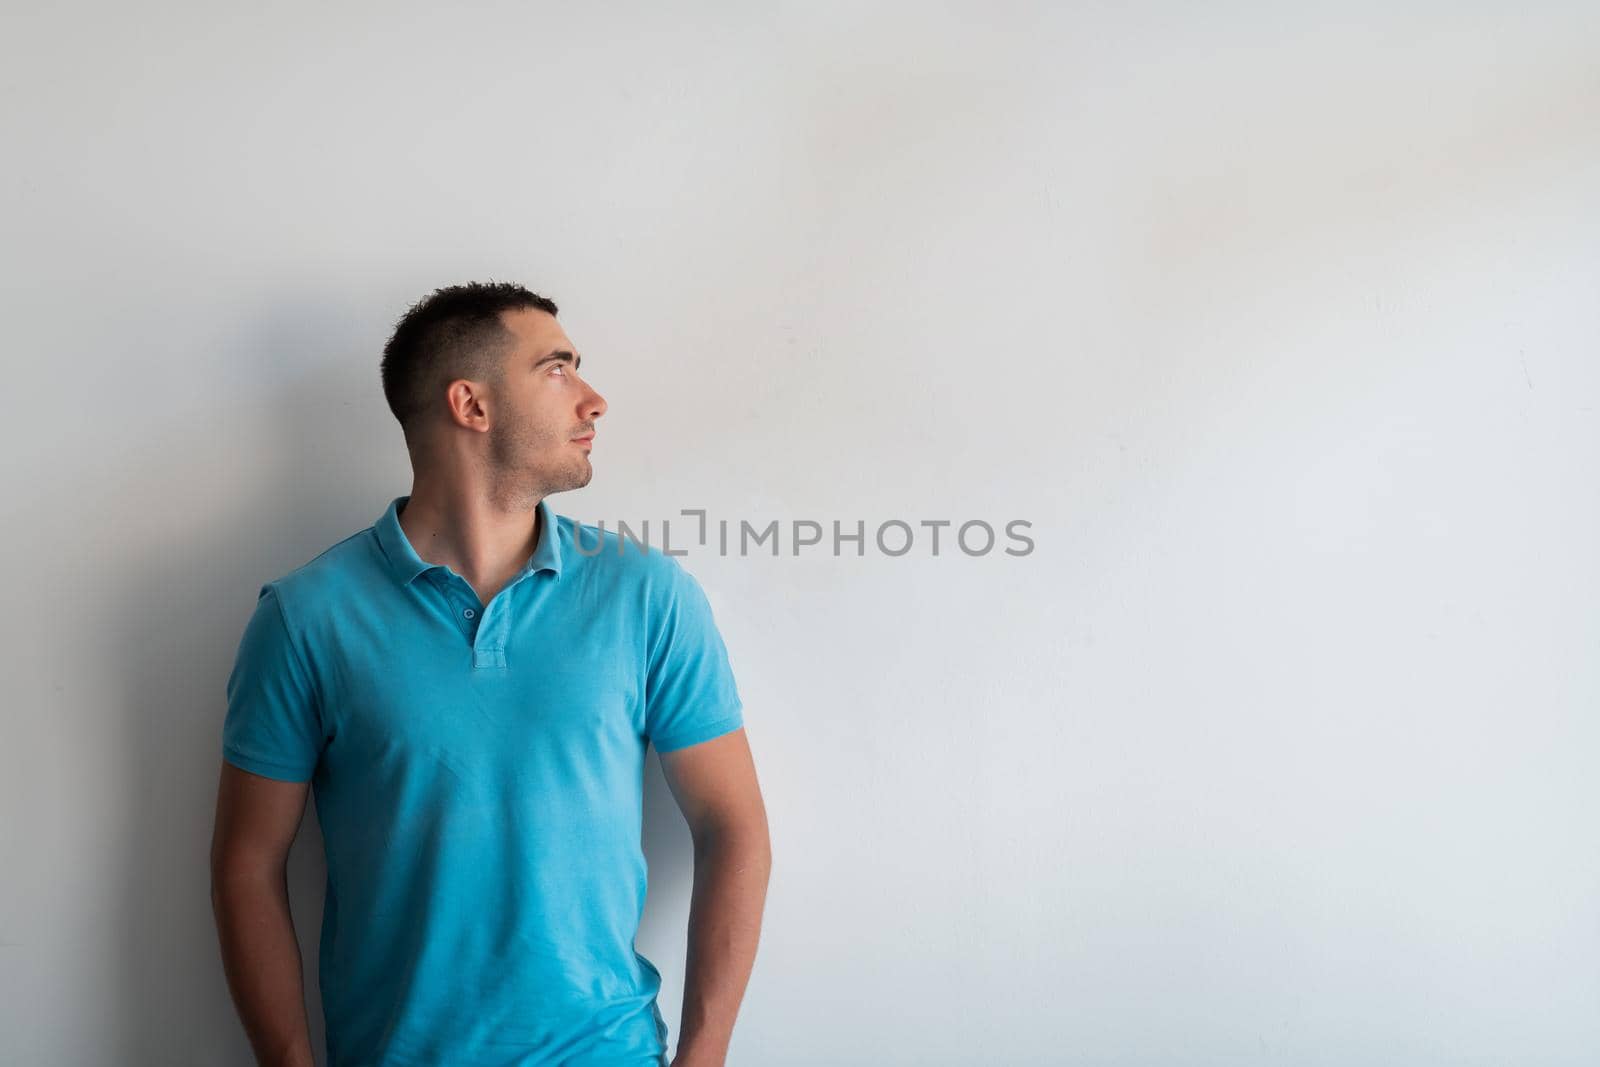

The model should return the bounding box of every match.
[463,608,475,619]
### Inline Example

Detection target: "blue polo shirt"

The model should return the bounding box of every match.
[221,495,744,1067]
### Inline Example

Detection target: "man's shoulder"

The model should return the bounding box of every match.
[553,512,694,592]
[252,524,378,621]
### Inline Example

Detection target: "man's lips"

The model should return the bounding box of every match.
[572,434,594,448]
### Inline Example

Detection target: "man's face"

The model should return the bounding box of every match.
[485,306,608,497]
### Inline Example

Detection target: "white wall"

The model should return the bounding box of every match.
[2,3,1597,1064]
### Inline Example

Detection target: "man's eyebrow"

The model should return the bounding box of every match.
[533,349,581,370]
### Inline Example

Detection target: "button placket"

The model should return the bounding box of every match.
[431,570,483,642]
[469,578,525,671]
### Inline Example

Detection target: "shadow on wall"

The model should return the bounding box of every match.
[108,298,702,1064]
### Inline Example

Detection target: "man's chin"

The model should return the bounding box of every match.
[547,464,594,494]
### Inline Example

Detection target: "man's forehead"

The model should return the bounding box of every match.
[502,306,573,355]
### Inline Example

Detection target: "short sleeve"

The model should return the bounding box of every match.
[221,582,325,782]
[644,561,744,753]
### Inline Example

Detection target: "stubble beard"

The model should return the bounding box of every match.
[485,417,592,511]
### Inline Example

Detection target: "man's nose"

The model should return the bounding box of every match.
[583,385,607,420]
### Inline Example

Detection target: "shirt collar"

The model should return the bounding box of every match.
[374,495,564,588]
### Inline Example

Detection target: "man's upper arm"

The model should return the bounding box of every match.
[211,760,312,878]
[213,580,324,877]
[221,582,326,782]
[643,559,744,754]
[657,727,768,843]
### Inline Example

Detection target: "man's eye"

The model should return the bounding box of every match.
[550,364,567,376]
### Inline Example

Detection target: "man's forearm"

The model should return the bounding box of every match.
[674,825,772,1065]
[211,866,317,1067]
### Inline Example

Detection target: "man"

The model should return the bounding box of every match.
[209,282,771,1067]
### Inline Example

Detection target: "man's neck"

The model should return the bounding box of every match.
[397,483,545,606]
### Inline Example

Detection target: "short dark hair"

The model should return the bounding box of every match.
[380,281,559,441]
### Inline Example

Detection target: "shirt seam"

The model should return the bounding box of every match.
[266,580,328,737]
